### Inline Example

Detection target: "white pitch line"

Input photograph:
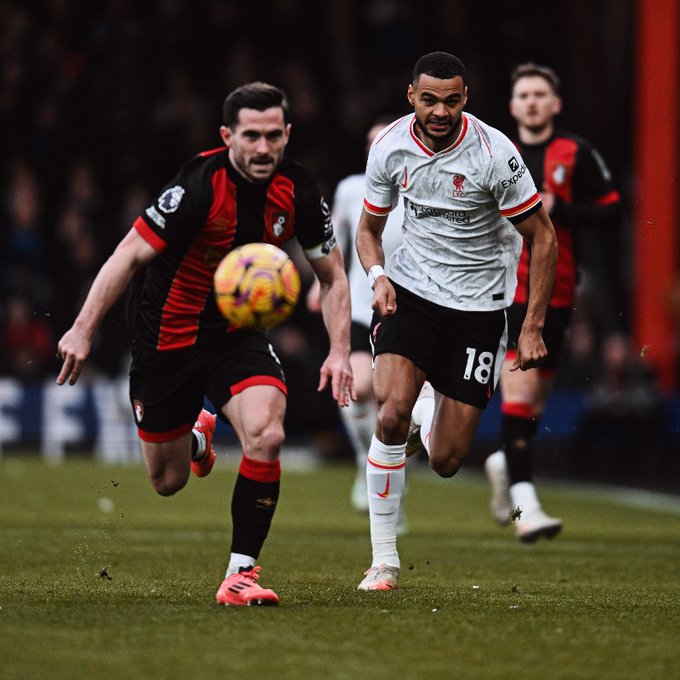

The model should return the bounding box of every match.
[556,481,680,516]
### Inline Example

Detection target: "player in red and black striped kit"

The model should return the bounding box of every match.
[484,63,622,541]
[57,82,354,605]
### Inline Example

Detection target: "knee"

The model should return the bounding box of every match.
[376,403,411,442]
[262,422,285,452]
[429,448,464,478]
[353,374,374,404]
[150,469,188,496]
[430,457,462,478]
[245,421,285,456]
[355,383,374,404]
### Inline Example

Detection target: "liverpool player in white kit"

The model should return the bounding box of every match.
[355,52,557,590]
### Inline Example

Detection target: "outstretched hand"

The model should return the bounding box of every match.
[56,327,91,385]
[317,350,356,407]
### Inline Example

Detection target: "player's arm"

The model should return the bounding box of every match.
[549,191,621,228]
[57,227,158,385]
[308,246,355,406]
[513,206,558,371]
[355,208,396,316]
[550,144,622,229]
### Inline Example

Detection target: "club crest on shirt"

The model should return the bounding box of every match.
[452,174,466,197]
[552,164,567,185]
[133,399,144,423]
[272,211,289,237]
[158,185,185,213]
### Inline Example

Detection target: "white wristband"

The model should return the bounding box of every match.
[367,264,386,289]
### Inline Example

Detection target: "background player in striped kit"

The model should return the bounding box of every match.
[355,52,557,590]
[482,63,622,541]
[57,82,354,606]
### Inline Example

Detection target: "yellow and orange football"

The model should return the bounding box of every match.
[214,243,301,329]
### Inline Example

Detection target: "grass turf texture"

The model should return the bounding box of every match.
[1,458,678,680]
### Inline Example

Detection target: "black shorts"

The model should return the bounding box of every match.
[129,331,286,442]
[506,303,572,371]
[351,320,372,354]
[370,282,507,409]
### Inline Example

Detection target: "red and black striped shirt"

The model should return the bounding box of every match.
[130,148,334,351]
[513,130,621,307]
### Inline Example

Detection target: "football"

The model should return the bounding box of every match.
[213,243,301,329]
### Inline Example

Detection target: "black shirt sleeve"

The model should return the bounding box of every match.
[136,155,214,249]
[289,162,337,259]
[552,142,621,229]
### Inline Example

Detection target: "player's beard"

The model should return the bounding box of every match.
[415,113,463,147]
[248,155,277,183]
[231,149,278,184]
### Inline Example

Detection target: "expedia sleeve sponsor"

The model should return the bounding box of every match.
[501,162,528,188]
[491,135,541,220]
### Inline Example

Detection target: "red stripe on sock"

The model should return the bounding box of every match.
[367,457,406,471]
[239,455,281,483]
[501,402,533,419]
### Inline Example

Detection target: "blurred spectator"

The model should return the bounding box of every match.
[1,294,54,381]
[573,334,664,479]
[587,335,662,419]
[1,157,46,288]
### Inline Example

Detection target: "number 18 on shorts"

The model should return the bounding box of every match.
[370,282,507,409]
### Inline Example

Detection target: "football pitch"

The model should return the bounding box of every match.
[1,456,678,680]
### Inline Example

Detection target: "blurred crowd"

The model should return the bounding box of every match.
[0,0,669,455]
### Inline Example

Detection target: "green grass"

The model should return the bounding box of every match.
[1,457,678,680]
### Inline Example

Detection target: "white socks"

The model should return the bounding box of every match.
[226,553,256,577]
[510,481,540,515]
[410,387,434,455]
[342,398,377,470]
[366,435,406,568]
[192,429,207,460]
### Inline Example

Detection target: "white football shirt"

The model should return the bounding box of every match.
[333,174,404,327]
[364,112,541,311]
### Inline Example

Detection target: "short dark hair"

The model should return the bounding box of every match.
[222,82,289,127]
[413,52,466,85]
[510,63,560,95]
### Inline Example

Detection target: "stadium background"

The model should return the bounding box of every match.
[0,0,678,490]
